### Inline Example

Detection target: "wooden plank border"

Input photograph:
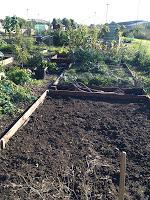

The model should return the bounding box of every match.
[0,90,48,150]
[0,57,14,66]
[48,89,150,102]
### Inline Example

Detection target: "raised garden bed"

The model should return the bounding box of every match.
[0,97,149,199]
[60,64,136,88]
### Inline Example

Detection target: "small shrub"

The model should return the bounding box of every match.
[70,47,104,72]
[27,52,43,70]
[7,67,31,85]
[47,62,58,74]
[0,80,35,115]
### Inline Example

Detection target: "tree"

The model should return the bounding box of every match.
[70,19,77,29]
[51,18,59,29]
[3,16,12,35]
[3,16,19,37]
[99,24,110,38]
[17,17,26,29]
[62,18,71,29]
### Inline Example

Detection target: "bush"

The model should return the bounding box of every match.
[7,67,31,85]
[0,80,34,115]
[27,53,43,70]
[52,30,69,46]
[124,41,150,72]
[47,62,58,74]
[70,47,104,72]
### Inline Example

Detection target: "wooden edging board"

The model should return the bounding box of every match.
[0,57,14,66]
[48,89,150,102]
[0,90,48,150]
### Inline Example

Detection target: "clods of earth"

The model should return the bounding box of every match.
[0,97,150,200]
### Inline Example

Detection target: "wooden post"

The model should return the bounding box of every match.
[119,151,126,200]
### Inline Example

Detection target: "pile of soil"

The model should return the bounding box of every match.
[0,97,149,200]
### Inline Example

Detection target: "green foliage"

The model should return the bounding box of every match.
[143,77,150,93]
[52,30,69,46]
[12,34,35,66]
[51,18,77,30]
[47,62,58,74]
[7,67,32,85]
[72,25,100,48]
[62,65,135,87]
[27,52,43,69]
[99,24,110,38]
[125,24,150,40]
[123,41,150,72]
[3,16,19,35]
[88,76,117,86]
[102,40,122,65]
[70,47,105,72]
[13,44,29,65]
[0,80,34,115]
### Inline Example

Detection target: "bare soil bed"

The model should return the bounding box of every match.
[0,97,150,200]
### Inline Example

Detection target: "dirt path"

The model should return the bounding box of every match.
[0,97,150,200]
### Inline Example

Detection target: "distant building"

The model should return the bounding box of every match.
[118,20,149,30]
[28,19,49,24]
[35,24,49,34]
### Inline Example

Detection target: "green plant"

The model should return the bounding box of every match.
[27,52,43,70]
[88,76,117,86]
[51,30,69,46]
[123,41,150,72]
[7,67,31,85]
[3,16,19,37]
[0,79,35,116]
[47,62,58,74]
[143,77,150,93]
[70,47,104,72]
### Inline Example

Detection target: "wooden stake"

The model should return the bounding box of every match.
[0,139,5,149]
[119,151,126,200]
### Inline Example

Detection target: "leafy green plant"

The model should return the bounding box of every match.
[124,41,150,72]
[70,47,104,72]
[52,30,69,46]
[0,79,35,115]
[27,52,43,70]
[7,67,31,85]
[47,62,58,74]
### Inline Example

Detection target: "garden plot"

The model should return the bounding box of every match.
[60,65,135,88]
[0,97,149,200]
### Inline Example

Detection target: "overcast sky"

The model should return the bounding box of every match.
[0,0,150,24]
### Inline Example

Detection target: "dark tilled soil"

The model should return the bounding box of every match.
[0,97,150,200]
